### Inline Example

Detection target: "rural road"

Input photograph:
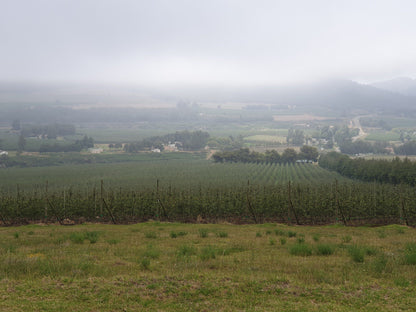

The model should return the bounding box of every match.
[351,116,368,142]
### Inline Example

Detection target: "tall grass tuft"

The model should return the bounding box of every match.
[199,245,216,261]
[287,231,297,238]
[289,243,312,256]
[177,244,197,258]
[348,245,365,263]
[403,242,416,265]
[85,231,100,244]
[69,232,85,244]
[144,231,158,239]
[316,244,335,256]
[216,231,228,238]
[371,254,388,274]
[274,229,286,236]
[198,229,209,238]
[140,258,151,270]
[342,235,352,243]
[143,244,160,259]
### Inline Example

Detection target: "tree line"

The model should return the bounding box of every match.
[21,123,76,139]
[318,152,416,186]
[212,146,319,164]
[394,141,416,155]
[339,140,389,155]
[39,135,94,153]
[124,130,210,152]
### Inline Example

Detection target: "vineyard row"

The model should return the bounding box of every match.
[0,180,415,226]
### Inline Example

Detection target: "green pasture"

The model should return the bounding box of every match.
[365,131,401,142]
[0,223,415,311]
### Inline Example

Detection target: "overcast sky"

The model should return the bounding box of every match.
[1,0,416,86]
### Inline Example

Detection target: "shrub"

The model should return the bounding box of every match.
[269,238,276,245]
[170,231,178,238]
[280,238,287,245]
[256,232,262,237]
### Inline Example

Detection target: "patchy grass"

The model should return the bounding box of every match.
[0,223,415,311]
[198,228,209,238]
[289,243,313,256]
[316,243,336,256]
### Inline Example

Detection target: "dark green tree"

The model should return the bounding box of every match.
[17,134,26,152]
[299,145,319,161]
[281,148,298,163]
[287,129,305,145]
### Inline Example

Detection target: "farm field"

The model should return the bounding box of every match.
[244,134,287,144]
[1,157,416,225]
[0,157,347,192]
[0,222,415,311]
[364,131,401,142]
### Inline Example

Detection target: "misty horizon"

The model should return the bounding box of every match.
[2,0,416,87]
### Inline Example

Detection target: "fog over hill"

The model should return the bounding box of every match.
[1,80,416,117]
[371,77,416,97]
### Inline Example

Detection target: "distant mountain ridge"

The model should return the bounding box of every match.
[0,79,416,115]
[371,77,416,96]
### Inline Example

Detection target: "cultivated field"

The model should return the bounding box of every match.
[1,158,415,225]
[0,157,347,192]
[0,223,415,311]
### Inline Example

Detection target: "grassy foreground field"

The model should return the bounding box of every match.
[1,222,416,311]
